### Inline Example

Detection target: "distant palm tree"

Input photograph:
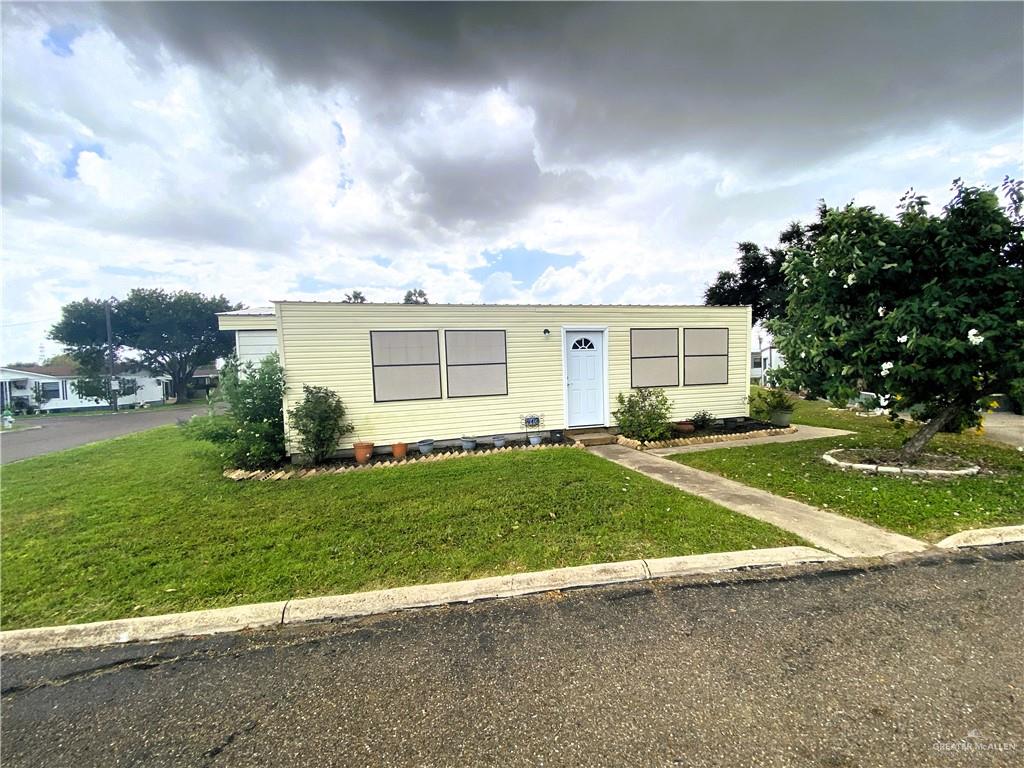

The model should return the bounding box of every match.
[342,290,367,303]
[403,289,428,304]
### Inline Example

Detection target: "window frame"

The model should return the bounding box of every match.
[369,330,444,403]
[683,327,730,387]
[39,381,61,398]
[444,329,509,399]
[629,327,680,389]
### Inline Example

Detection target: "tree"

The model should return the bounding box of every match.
[403,288,429,304]
[71,375,141,407]
[770,178,1024,460]
[342,290,367,303]
[32,382,56,410]
[51,289,239,403]
[704,223,810,325]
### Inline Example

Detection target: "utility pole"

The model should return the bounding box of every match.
[105,300,118,412]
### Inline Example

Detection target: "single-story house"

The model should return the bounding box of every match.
[190,364,221,393]
[220,302,752,456]
[217,307,278,366]
[0,364,167,413]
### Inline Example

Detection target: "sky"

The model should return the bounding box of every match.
[2,1,1022,363]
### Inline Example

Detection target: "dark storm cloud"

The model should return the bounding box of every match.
[96,1,1024,169]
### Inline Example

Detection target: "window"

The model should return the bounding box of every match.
[630,328,679,388]
[40,382,61,398]
[445,330,508,398]
[370,331,442,402]
[683,328,729,385]
[571,337,595,350]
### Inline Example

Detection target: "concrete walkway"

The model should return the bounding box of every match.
[983,412,1024,451]
[590,443,928,558]
[647,424,852,456]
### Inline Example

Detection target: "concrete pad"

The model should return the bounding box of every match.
[936,525,1024,549]
[645,546,839,578]
[647,425,853,456]
[590,443,929,558]
[1,600,288,655]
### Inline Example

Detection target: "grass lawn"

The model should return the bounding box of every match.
[1,427,800,630]
[671,396,1024,542]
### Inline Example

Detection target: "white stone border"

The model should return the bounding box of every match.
[0,546,838,654]
[224,442,586,481]
[616,425,798,451]
[822,448,979,477]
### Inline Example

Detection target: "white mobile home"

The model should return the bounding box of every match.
[220,303,752,455]
[0,365,167,412]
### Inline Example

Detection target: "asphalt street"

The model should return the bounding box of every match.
[3,545,1022,767]
[0,405,207,464]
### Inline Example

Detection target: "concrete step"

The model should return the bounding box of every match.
[569,431,617,446]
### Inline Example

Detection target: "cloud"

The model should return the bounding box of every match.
[1,2,1021,363]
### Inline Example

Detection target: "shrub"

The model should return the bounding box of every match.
[288,385,353,465]
[179,414,236,444]
[691,409,715,429]
[750,389,796,422]
[184,354,287,469]
[614,387,672,442]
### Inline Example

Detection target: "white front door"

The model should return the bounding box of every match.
[566,331,605,427]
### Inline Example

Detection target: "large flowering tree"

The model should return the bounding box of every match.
[770,179,1024,460]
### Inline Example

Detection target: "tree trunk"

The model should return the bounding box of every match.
[173,374,189,403]
[897,404,960,462]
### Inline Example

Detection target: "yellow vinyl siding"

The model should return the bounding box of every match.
[218,314,277,331]
[276,302,751,451]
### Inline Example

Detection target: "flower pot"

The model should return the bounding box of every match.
[353,442,375,464]
[417,439,434,455]
[492,435,507,448]
[461,437,477,451]
[391,442,408,459]
[528,434,543,446]
[770,410,792,427]
[673,421,696,434]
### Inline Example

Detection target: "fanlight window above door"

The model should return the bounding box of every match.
[571,337,595,350]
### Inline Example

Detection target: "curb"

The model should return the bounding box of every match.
[935,524,1024,549]
[0,425,43,436]
[0,546,837,655]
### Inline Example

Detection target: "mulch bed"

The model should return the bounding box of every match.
[832,448,977,471]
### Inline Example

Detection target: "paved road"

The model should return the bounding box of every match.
[3,546,1021,767]
[0,406,207,464]
[984,412,1024,451]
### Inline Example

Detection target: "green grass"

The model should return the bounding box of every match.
[671,397,1024,542]
[0,427,800,630]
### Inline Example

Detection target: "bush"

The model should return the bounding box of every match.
[614,387,672,442]
[750,388,796,422]
[288,385,353,465]
[184,354,287,469]
[691,409,715,429]
[179,414,236,444]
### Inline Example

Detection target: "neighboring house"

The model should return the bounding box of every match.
[217,306,278,365]
[758,344,785,383]
[190,364,220,395]
[750,351,763,381]
[0,364,167,412]
[219,302,752,455]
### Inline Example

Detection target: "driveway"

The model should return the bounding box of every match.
[0,405,207,464]
[2,545,1021,767]
[984,411,1024,450]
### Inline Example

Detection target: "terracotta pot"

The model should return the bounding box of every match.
[673,421,696,434]
[391,442,408,459]
[353,442,375,464]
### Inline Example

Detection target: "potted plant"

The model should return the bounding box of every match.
[758,388,797,427]
[417,438,435,455]
[461,436,477,451]
[672,420,695,434]
[391,441,408,459]
[492,435,507,448]
[353,440,375,464]
[691,410,715,430]
[521,414,544,445]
